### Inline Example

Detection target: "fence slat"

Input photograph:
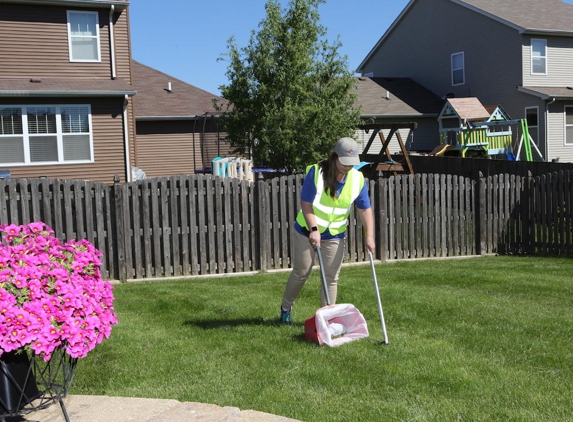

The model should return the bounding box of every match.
[205,176,216,273]
[41,179,53,232]
[28,180,41,224]
[279,177,290,268]
[9,182,19,225]
[0,181,8,224]
[223,177,234,272]
[214,177,225,273]
[241,179,251,272]
[232,178,242,272]
[131,182,143,279]
[83,181,95,249]
[256,177,270,271]
[170,177,181,276]
[189,177,200,275]
[179,176,191,276]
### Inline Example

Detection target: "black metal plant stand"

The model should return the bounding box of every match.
[0,348,77,422]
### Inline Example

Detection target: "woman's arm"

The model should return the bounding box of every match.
[357,207,375,253]
[301,200,321,248]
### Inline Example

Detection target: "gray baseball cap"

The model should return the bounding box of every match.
[333,137,360,166]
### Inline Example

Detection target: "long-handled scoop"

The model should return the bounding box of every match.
[316,246,331,306]
[369,252,389,345]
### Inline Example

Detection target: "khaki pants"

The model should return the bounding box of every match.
[281,228,345,309]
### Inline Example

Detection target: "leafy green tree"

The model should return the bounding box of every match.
[216,0,362,173]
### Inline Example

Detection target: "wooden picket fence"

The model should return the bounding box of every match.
[0,170,571,281]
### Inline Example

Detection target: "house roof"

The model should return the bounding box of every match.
[132,60,225,120]
[0,0,129,9]
[518,86,573,100]
[358,0,573,72]
[354,77,444,117]
[484,104,512,121]
[0,77,135,97]
[455,0,573,34]
[440,97,490,122]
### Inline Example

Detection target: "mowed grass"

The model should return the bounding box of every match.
[72,256,573,422]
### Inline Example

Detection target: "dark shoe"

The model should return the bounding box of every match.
[280,308,292,324]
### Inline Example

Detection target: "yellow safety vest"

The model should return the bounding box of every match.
[296,164,364,236]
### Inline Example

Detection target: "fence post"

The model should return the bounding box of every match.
[113,175,127,282]
[475,171,487,255]
[525,170,533,254]
[376,174,388,262]
[255,173,270,271]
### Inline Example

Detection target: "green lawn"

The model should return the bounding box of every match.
[73,256,573,422]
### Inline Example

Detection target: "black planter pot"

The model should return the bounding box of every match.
[0,351,41,415]
[0,348,76,422]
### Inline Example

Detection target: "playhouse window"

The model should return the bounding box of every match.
[451,52,465,86]
[531,39,547,75]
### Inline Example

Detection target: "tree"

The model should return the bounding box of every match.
[216,0,362,174]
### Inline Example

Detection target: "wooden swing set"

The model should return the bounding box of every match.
[357,122,416,178]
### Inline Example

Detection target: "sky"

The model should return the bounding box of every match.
[129,0,411,96]
[130,0,573,96]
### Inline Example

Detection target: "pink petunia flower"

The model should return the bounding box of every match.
[0,222,117,361]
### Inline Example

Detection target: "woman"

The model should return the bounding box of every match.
[280,137,375,324]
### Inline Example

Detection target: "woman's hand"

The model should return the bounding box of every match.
[365,235,375,254]
[358,207,376,254]
[309,231,321,249]
[301,200,320,249]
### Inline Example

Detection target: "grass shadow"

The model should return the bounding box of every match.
[183,317,298,329]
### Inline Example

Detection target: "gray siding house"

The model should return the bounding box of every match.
[357,0,573,163]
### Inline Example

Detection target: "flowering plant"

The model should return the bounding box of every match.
[0,222,118,361]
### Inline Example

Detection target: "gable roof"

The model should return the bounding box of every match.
[358,0,573,72]
[485,104,512,121]
[438,97,490,122]
[455,0,573,34]
[132,60,226,120]
[354,77,444,117]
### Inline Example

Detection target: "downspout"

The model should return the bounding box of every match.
[109,5,116,79]
[123,95,132,182]
[545,97,556,162]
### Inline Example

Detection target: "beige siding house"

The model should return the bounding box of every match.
[0,0,231,182]
[358,0,573,163]
[0,0,137,183]
[132,61,231,178]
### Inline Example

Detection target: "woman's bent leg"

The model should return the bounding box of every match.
[281,229,315,310]
[318,238,345,307]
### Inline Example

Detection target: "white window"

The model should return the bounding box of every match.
[67,11,100,62]
[565,106,573,145]
[451,52,465,86]
[531,39,547,75]
[0,105,93,166]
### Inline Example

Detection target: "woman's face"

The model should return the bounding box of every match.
[335,158,353,176]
